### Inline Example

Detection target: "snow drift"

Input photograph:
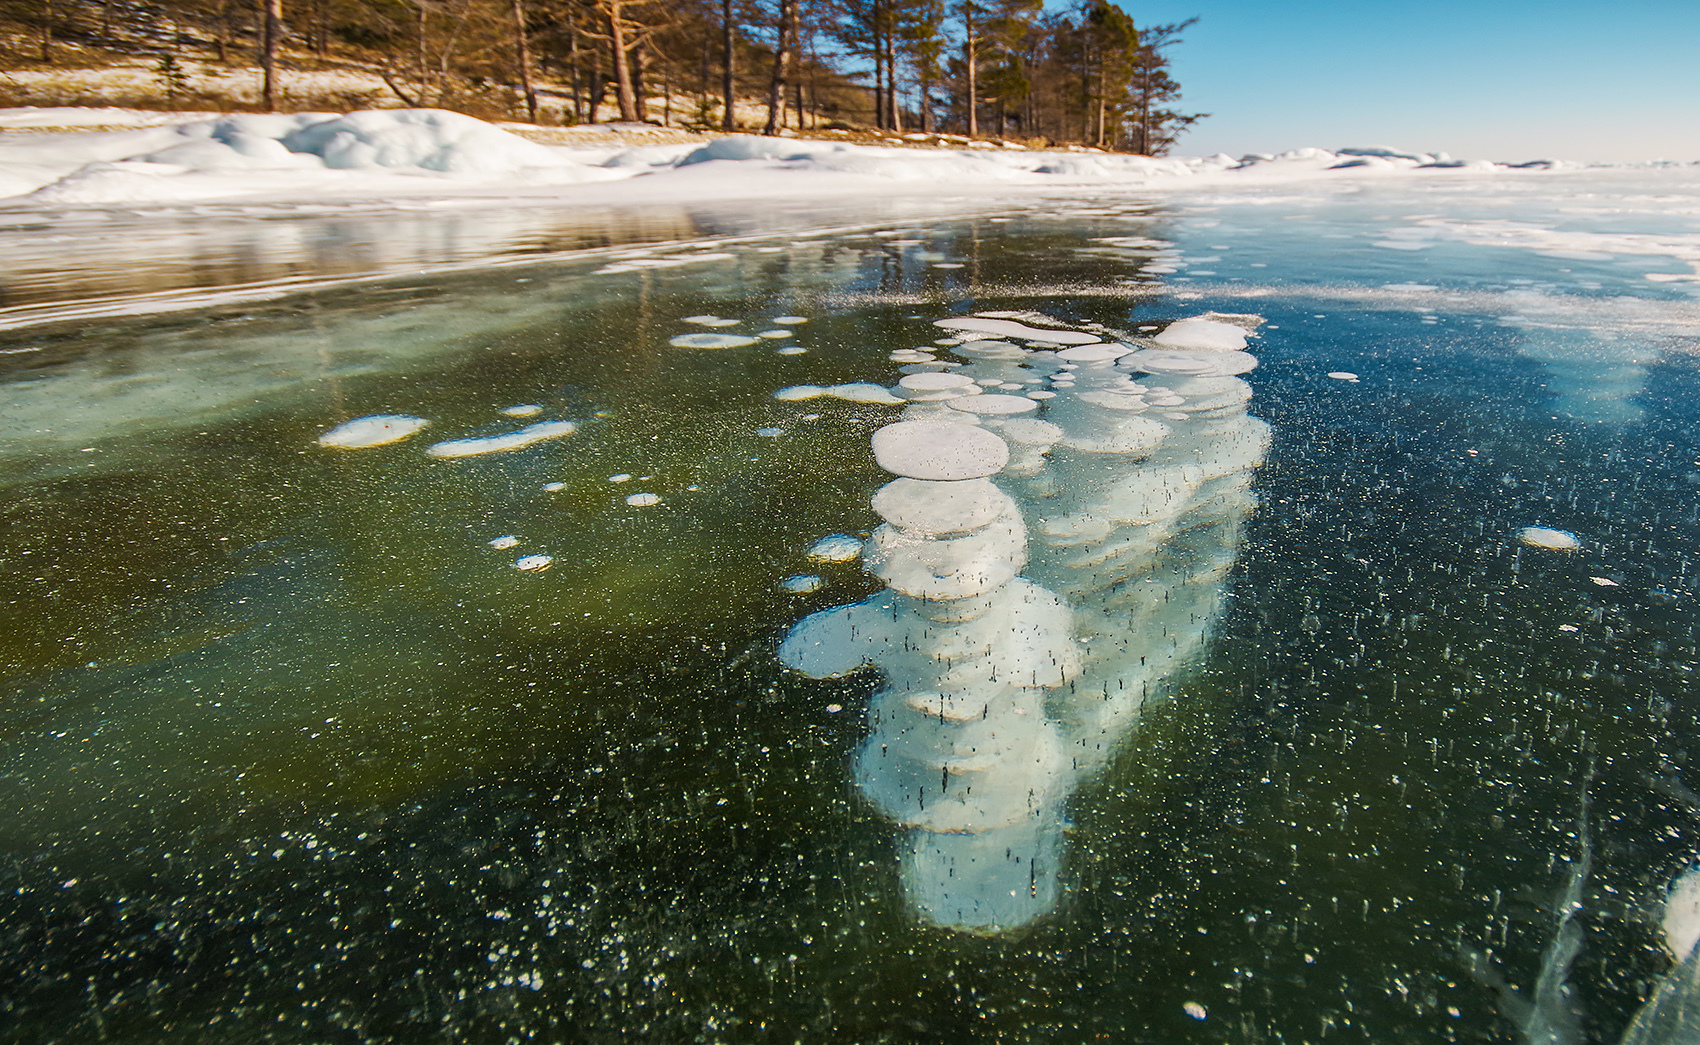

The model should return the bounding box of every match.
[0,106,1594,211]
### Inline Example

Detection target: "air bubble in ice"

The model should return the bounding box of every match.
[871,421,1010,480]
[1517,526,1580,550]
[669,332,760,349]
[1154,318,1250,351]
[425,420,577,459]
[317,414,430,448]
[808,535,865,562]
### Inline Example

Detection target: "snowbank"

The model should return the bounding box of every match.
[0,106,1602,211]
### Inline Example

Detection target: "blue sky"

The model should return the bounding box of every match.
[1106,0,1700,162]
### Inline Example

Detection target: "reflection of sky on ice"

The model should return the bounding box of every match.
[8,170,1700,1039]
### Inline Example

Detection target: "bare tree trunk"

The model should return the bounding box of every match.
[762,0,794,135]
[260,0,283,110]
[415,3,429,106]
[631,41,646,121]
[215,0,231,62]
[568,17,583,122]
[607,2,638,122]
[1094,66,1106,147]
[379,64,424,106]
[587,70,606,121]
[511,0,538,122]
[698,37,709,123]
[877,25,890,130]
[886,29,901,131]
[1136,67,1150,153]
[720,0,735,130]
[962,3,976,137]
[919,62,934,133]
[804,34,819,128]
[40,0,53,62]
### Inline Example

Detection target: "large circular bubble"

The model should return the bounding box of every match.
[871,421,1010,480]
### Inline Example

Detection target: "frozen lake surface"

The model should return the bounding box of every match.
[5,167,1700,1043]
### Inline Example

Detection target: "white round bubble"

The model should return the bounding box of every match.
[669,332,759,349]
[1517,526,1580,550]
[425,420,576,459]
[993,418,1064,446]
[899,372,978,392]
[1153,317,1251,351]
[1055,344,1128,363]
[1076,391,1149,412]
[872,477,1014,534]
[807,535,865,562]
[1121,350,1258,377]
[317,414,429,449]
[947,394,1039,416]
[871,421,1010,480]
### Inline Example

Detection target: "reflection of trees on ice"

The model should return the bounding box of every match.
[779,313,1268,933]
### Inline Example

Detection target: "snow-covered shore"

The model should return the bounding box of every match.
[0,106,1607,214]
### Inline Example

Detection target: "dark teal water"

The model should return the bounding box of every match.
[4,173,1700,1042]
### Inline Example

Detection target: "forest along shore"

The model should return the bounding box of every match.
[0,0,1203,156]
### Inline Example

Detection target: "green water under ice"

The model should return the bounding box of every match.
[5,176,1700,1042]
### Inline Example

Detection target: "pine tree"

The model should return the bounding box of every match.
[1129,16,1202,155]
